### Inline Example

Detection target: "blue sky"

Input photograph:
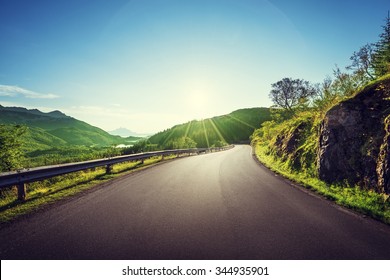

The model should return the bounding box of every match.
[0,0,388,134]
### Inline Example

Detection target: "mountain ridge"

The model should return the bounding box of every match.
[0,105,70,119]
[0,105,142,150]
[109,127,150,138]
[148,107,271,148]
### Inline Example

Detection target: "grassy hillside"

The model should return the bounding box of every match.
[148,107,271,148]
[24,127,68,151]
[0,105,145,168]
[0,105,141,150]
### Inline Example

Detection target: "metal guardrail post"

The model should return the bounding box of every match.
[17,183,26,201]
[106,164,113,174]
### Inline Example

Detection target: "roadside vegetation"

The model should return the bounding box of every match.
[253,143,390,223]
[251,14,390,223]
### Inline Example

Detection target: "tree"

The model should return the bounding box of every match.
[331,66,363,97]
[313,76,337,111]
[165,137,197,149]
[347,43,375,81]
[373,12,390,77]
[0,124,26,172]
[269,78,318,112]
[213,140,228,148]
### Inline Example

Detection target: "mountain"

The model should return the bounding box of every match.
[0,105,138,150]
[109,127,149,138]
[0,105,270,152]
[148,107,271,148]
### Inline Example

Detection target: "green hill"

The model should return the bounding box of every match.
[0,105,141,151]
[148,107,271,148]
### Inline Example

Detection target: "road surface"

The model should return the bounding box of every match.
[1,145,390,259]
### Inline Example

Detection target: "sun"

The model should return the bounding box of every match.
[185,90,212,120]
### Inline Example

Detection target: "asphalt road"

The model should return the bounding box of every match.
[1,145,390,259]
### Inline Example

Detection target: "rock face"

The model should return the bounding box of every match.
[317,77,390,193]
[274,121,310,170]
[377,116,390,193]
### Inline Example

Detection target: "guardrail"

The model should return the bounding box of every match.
[0,145,234,201]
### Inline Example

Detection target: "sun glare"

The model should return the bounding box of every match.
[185,90,212,120]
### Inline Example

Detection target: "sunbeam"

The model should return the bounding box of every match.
[201,119,210,148]
[228,115,256,129]
[208,118,227,144]
[184,121,192,138]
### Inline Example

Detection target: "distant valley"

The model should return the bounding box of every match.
[109,127,150,138]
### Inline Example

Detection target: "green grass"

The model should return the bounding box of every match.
[253,143,390,224]
[0,155,177,223]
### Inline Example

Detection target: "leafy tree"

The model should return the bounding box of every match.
[347,43,375,81]
[313,65,367,113]
[212,140,228,148]
[313,76,338,112]
[165,137,197,149]
[269,78,318,113]
[181,137,197,149]
[373,12,390,77]
[0,124,26,172]
[331,66,363,97]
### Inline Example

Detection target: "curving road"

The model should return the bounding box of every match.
[1,145,390,259]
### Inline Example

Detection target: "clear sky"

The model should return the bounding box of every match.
[0,0,388,134]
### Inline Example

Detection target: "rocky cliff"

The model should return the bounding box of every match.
[317,76,390,193]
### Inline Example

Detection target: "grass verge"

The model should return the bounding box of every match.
[253,143,390,225]
[0,155,177,223]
